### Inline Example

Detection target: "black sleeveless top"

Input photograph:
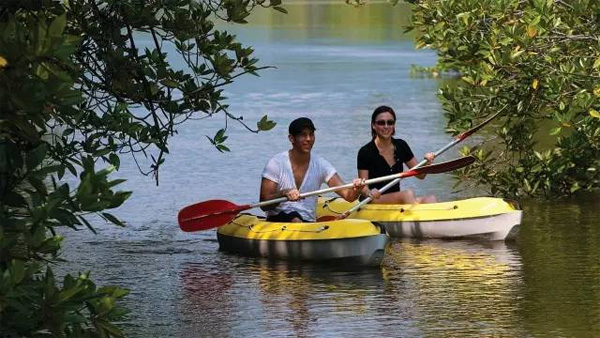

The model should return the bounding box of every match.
[357,138,414,194]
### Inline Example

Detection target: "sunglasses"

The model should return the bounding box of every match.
[375,119,395,126]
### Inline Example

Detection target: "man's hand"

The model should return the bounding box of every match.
[282,188,301,201]
[352,178,366,190]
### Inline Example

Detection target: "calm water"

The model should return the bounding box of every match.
[58,3,600,337]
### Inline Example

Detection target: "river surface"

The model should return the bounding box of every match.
[58,3,600,337]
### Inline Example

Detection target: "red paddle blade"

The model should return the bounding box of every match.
[315,215,338,222]
[178,200,249,232]
[405,155,476,176]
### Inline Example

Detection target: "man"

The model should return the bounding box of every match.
[260,117,364,222]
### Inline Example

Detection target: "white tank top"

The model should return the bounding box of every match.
[261,151,336,221]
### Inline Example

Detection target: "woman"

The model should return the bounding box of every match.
[357,105,436,204]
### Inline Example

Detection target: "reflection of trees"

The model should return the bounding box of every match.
[258,266,312,337]
[384,240,525,336]
[518,197,600,336]
[177,263,234,337]
[246,2,413,43]
[253,261,385,337]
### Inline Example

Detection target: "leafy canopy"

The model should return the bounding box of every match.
[406,0,600,198]
[0,0,281,336]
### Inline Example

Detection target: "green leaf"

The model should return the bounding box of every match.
[99,285,129,297]
[30,225,47,247]
[461,76,475,85]
[161,79,179,88]
[26,143,48,170]
[559,101,565,111]
[524,178,531,192]
[48,14,67,38]
[526,24,537,37]
[108,191,132,209]
[102,212,125,227]
[215,128,226,142]
[273,6,288,14]
[511,49,525,59]
[51,208,80,227]
[28,176,48,195]
[590,109,600,119]
[78,215,97,234]
[58,284,84,304]
[83,201,111,212]
[549,127,562,135]
[11,260,26,284]
[107,178,127,189]
[149,83,159,95]
[257,115,276,131]
[94,319,124,337]
[570,182,580,193]
[456,12,470,25]
[216,144,230,153]
[109,153,120,170]
[534,151,544,161]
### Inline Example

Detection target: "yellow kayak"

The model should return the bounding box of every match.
[317,197,522,241]
[217,214,389,267]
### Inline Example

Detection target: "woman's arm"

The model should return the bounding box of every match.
[358,169,381,200]
[406,152,435,179]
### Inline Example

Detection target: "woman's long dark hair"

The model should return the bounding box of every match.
[371,105,397,139]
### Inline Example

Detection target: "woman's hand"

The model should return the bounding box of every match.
[424,152,435,164]
[367,188,381,200]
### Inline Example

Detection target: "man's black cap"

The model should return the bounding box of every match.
[288,117,316,136]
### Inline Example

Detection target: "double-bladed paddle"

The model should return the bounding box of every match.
[178,155,476,232]
[319,110,502,221]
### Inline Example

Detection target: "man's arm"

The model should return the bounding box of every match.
[357,170,371,197]
[327,173,363,202]
[259,177,299,211]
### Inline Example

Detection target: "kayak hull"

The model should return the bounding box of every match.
[383,211,521,241]
[317,197,522,241]
[217,214,389,267]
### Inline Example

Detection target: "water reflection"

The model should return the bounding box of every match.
[181,256,392,337]
[384,240,526,336]
[175,242,533,337]
[233,2,414,44]
[255,259,388,336]
[518,196,600,336]
[178,262,234,337]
